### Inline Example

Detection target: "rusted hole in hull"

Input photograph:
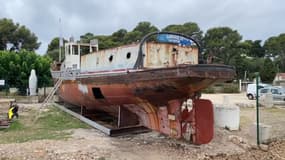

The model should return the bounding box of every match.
[92,88,105,99]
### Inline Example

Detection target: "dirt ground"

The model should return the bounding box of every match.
[0,93,285,160]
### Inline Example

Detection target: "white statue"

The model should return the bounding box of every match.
[29,69,37,96]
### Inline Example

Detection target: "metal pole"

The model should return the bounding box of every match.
[118,106,121,128]
[256,72,260,145]
[59,18,62,62]
[239,79,242,92]
[59,42,61,62]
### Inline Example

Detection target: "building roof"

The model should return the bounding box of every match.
[276,73,285,77]
[275,73,285,80]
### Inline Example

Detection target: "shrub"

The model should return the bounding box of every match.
[202,87,215,93]
[222,84,239,93]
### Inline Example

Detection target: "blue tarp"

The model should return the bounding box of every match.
[157,34,195,46]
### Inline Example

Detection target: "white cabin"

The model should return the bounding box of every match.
[63,35,199,73]
[64,40,98,70]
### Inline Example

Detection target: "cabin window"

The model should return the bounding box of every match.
[80,46,90,56]
[92,88,105,99]
[109,55,113,62]
[91,46,97,52]
[126,52,131,59]
[72,45,79,55]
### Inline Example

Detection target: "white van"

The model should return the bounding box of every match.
[259,86,285,101]
[246,83,270,100]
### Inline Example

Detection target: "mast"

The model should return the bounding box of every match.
[59,18,63,62]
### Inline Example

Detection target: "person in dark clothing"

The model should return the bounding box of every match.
[8,102,19,120]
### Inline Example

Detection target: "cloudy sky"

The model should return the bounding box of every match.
[1,0,284,54]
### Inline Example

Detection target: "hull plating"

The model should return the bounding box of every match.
[52,32,235,143]
[57,64,235,132]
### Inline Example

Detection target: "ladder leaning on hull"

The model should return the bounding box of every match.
[41,78,63,108]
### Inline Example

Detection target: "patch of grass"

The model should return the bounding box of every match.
[0,106,90,144]
[5,119,25,131]
[36,107,90,131]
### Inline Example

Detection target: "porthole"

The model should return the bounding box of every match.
[109,55,113,62]
[126,52,131,59]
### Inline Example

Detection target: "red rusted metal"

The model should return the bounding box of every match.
[180,99,214,144]
[192,99,214,144]
[56,64,234,143]
[167,99,183,138]
[51,32,235,143]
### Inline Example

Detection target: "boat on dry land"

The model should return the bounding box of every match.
[51,32,235,144]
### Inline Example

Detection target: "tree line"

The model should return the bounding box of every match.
[0,18,51,94]
[47,21,285,83]
[1,18,285,93]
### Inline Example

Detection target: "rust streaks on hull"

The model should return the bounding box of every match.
[59,64,235,108]
[58,64,235,138]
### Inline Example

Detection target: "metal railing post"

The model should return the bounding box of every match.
[255,72,260,146]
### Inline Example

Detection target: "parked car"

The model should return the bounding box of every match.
[259,86,285,101]
[246,83,270,100]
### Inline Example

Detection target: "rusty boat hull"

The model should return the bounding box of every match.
[51,32,236,144]
[59,64,234,108]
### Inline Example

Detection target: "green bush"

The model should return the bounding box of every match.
[214,83,224,87]
[201,83,240,94]
[202,87,215,93]
[0,50,52,95]
[222,84,239,93]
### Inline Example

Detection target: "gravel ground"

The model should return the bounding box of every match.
[0,93,285,160]
[0,128,284,160]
